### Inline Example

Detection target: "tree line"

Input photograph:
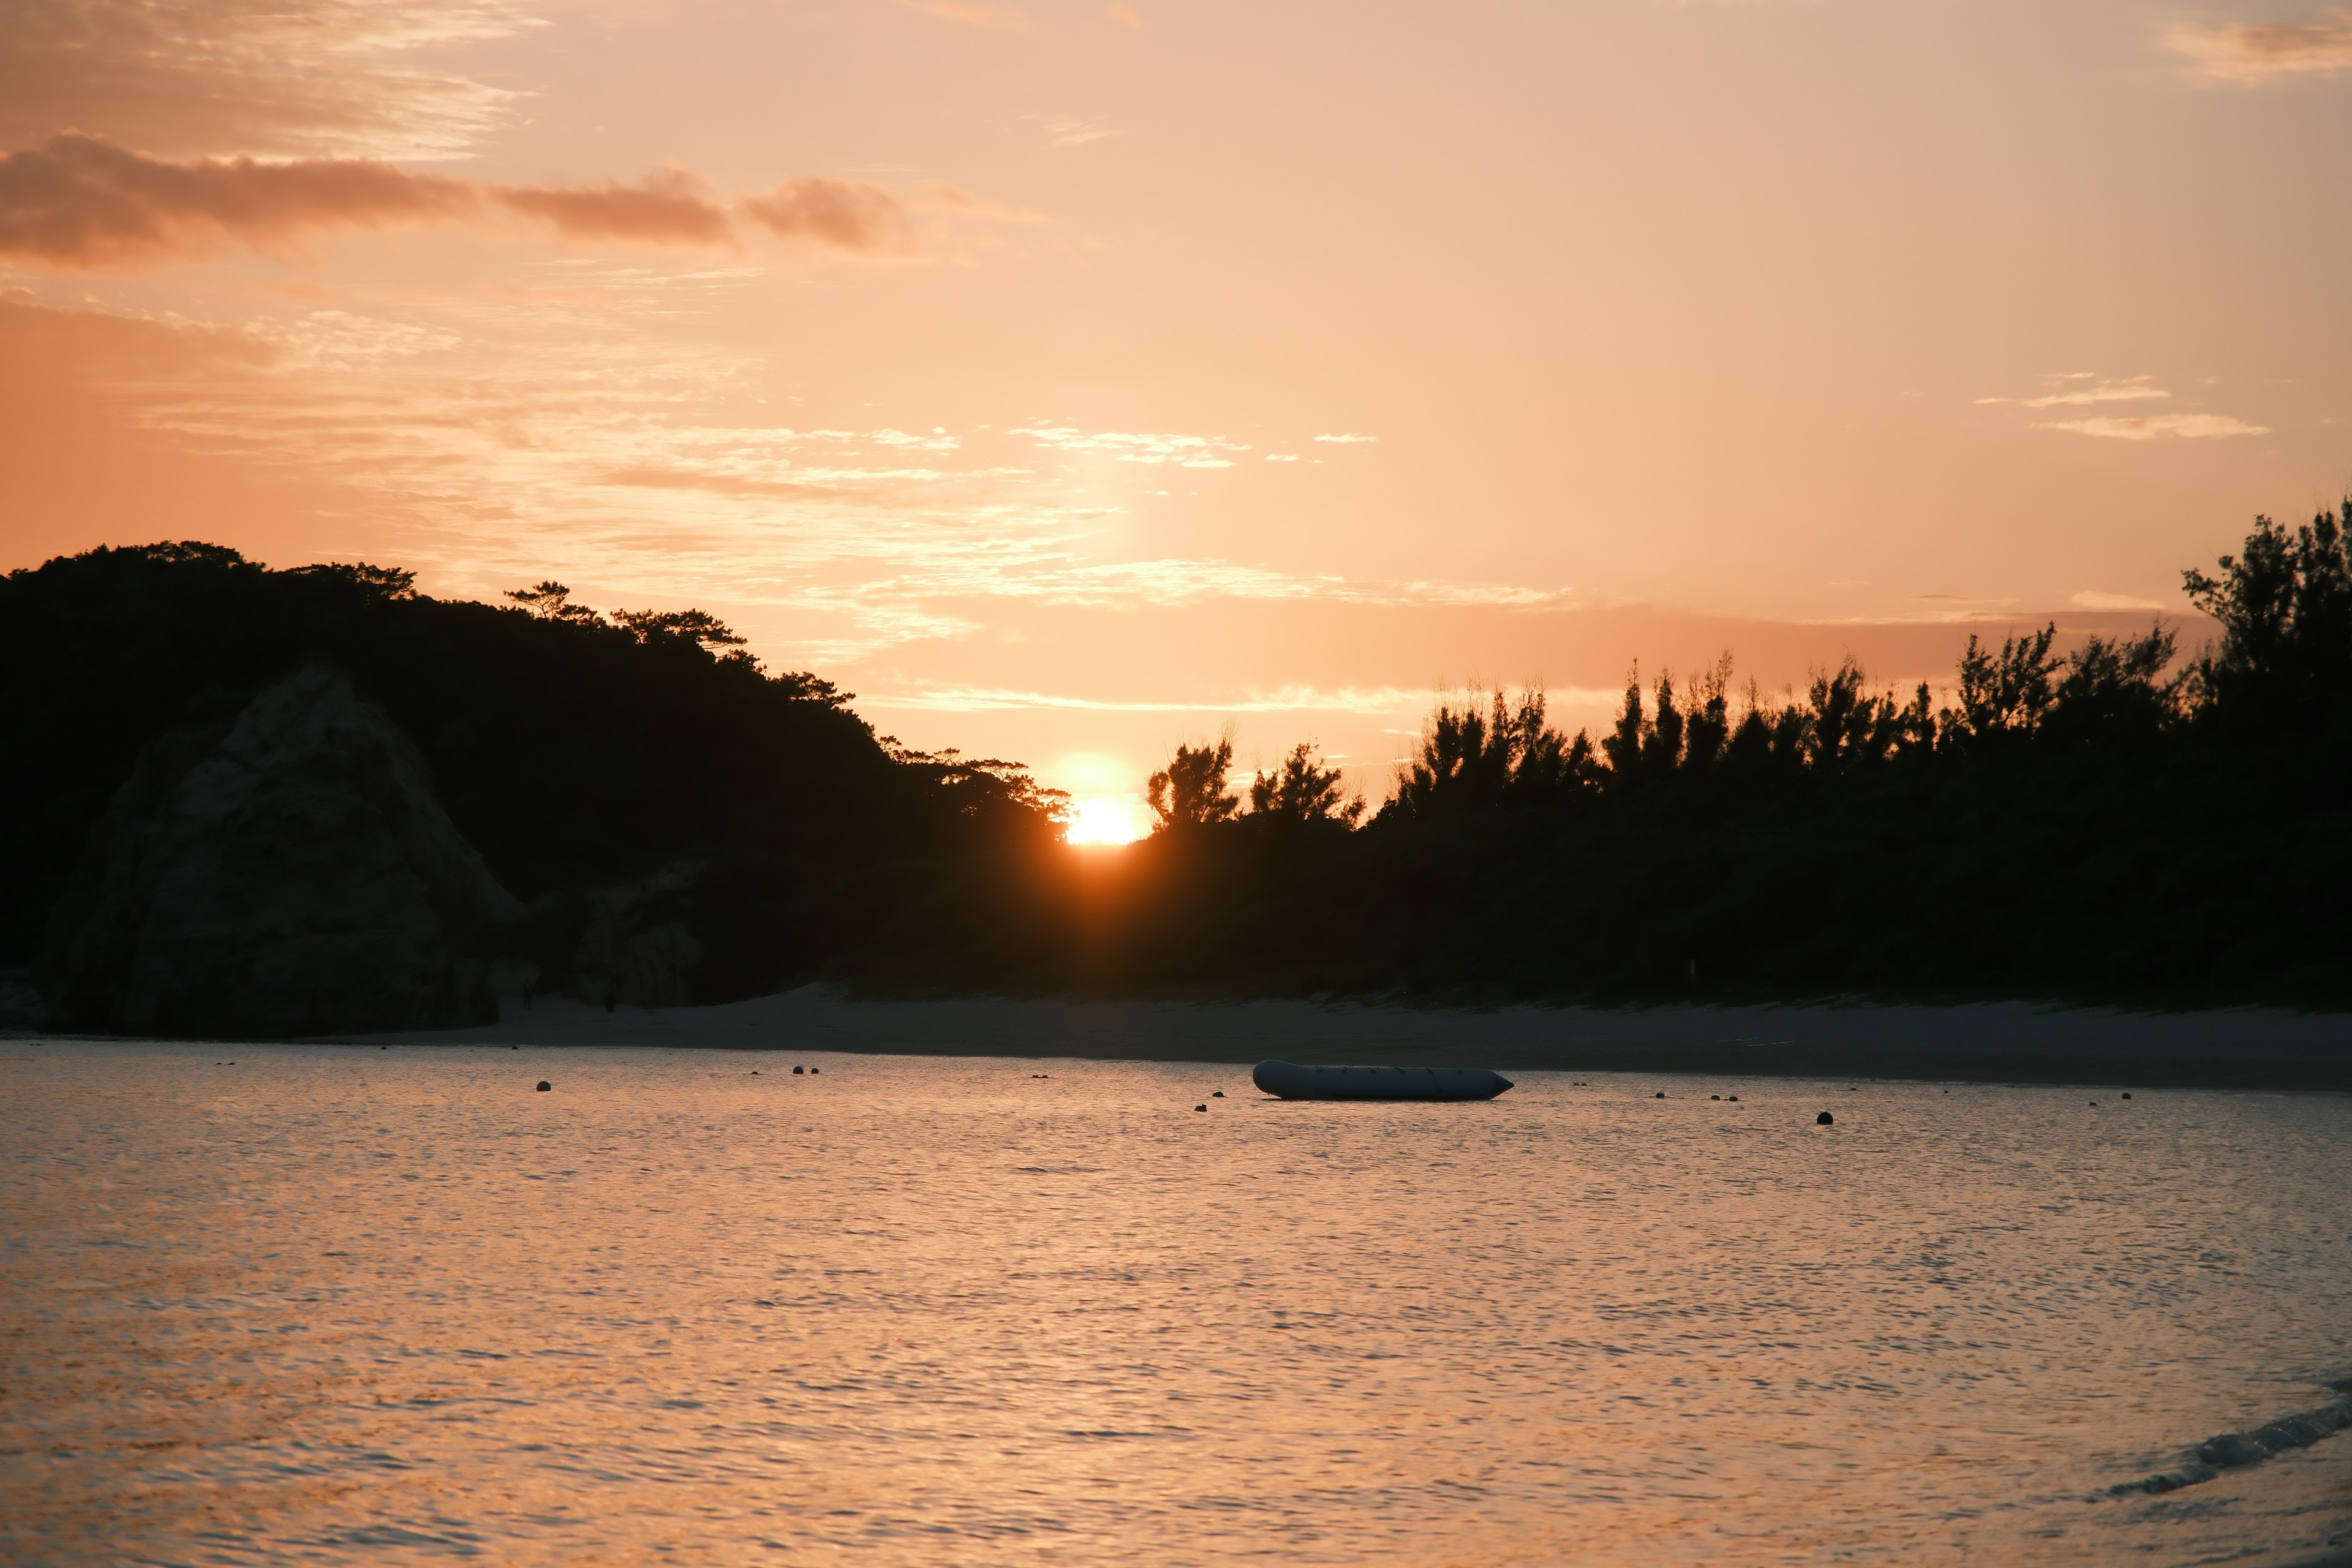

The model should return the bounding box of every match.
[6,503,2348,1012]
[1149,503,2350,832]
[1079,502,2352,1006]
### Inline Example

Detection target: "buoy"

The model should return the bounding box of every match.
[1655,1091,1666,1099]
[811,1068,820,1074]
[536,1080,551,1092]
[1195,1104,1207,1112]
[1710,1094,1720,1101]
[1817,1110,1833,1125]
[1213,1090,1225,1098]
[793,1066,804,1074]
[1728,1095,1738,1102]
[2122,1092,2132,1099]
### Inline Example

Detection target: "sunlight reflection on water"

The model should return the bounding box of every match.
[3,1043,2351,1566]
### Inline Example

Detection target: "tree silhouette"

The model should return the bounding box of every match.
[1149,737,1239,829]
[2183,500,2352,739]
[1249,743,1365,824]
[504,580,605,626]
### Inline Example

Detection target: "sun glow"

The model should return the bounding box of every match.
[1065,795,1150,846]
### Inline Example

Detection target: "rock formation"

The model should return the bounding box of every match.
[37,665,524,1036]
[528,861,704,1008]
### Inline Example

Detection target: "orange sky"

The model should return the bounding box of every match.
[4,0,2348,834]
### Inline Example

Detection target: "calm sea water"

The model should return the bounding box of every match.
[4,1042,2351,1567]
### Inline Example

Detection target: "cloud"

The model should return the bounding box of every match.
[2072,590,2169,611]
[0,134,478,264]
[1314,432,1377,443]
[907,0,1034,29]
[2165,10,2352,81]
[1043,119,1123,147]
[741,178,919,255]
[2019,376,2169,409]
[856,682,1532,715]
[2038,412,2269,440]
[0,134,919,266]
[0,0,528,162]
[1012,426,1253,466]
[494,169,733,246]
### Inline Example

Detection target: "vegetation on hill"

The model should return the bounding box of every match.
[7,502,2349,1013]
[0,543,1063,1000]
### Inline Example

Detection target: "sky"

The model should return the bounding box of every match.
[4,0,2348,837]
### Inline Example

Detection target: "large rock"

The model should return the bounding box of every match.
[529,861,704,1008]
[37,665,524,1036]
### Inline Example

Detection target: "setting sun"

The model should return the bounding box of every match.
[1065,796,1150,846]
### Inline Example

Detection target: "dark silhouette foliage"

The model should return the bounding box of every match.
[1248,743,1364,826]
[0,542,1066,998]
[9,499,2351,1017]
[1148,738,1240,830]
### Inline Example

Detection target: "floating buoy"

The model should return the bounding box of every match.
[1727,1095,1738,1102]
[536,1080,551,1092]
[1212,1090,1225,1098]
[1194,1104,1207,1112]
[1655,1091,1666,1099]
[1710,1094,1720,1101]
[1817,1110,1833,1125]
[2122,1092,2132,1099]
[793,1066,804,1074]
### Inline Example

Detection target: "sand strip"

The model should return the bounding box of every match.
[312,988,2352,1089]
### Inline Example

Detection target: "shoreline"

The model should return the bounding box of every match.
[293,988,2352,1089]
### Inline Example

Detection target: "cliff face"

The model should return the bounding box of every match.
[38,665,524,1037]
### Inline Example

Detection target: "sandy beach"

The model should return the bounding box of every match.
[315,987,2352,1090]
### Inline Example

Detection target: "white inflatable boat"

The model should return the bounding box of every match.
[1251,1060,1513,1101]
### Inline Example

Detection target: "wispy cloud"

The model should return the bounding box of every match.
[740,177,919,255]
[1976,373,2169,408]
[2165,10,2352,82]
[1011,426,1251,467]
[2072,590,2169,610]
[2039,412,2269,440]
[2021,376,2169,409]
[0,134,929,266]
[908,0,1034,31]
[1978,372,2264,442]
[1313,432,1376,443]
[859,683,1442,715]
[495,168,734,246]
[0,0,531,162]
[1042,118,1123,147]
[858,681,1621,716]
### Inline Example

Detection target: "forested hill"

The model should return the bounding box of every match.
[0,543,1064,1000]
[9,504,2352,1017]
